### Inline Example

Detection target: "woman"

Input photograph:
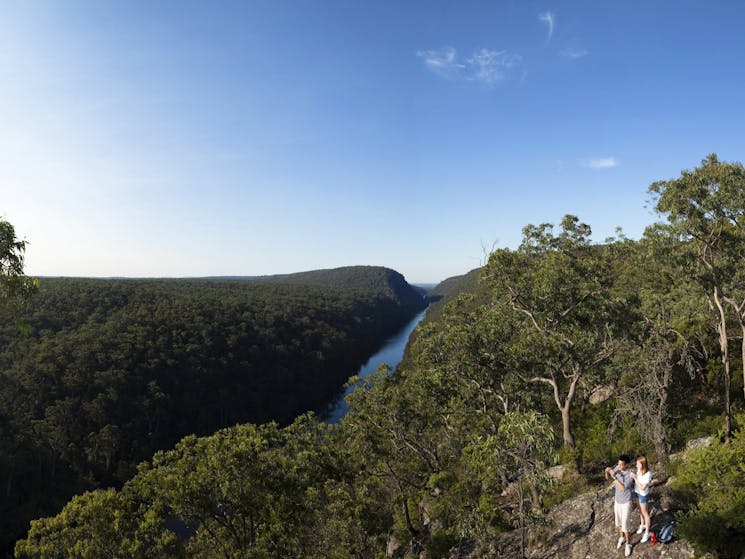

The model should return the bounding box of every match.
[631,455,653,543]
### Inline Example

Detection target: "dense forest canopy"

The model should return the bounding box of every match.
[0,269,426,554]
[6,155,745,559]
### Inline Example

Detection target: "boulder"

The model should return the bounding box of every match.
[547,464,569,481]
[588,384,615,405]
[685,436,712,451]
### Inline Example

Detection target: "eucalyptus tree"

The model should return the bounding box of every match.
[14,487,182,559]
[0,216,37,553]
[15,415,337,559]
[482,215,635,451]
[649,154,745,439]
[0,217,37,304]
[411,291,533,438]
[342,365,445,551]
[465,412,556,559]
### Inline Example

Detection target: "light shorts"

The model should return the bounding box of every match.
[636,492,650,505]
[614,501,632,532]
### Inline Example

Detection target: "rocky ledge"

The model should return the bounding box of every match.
[522,487,695,559]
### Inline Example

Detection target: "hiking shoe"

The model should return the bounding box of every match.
[625,543,633,556]
[640,531,650,543]
[636,524,645,534]
[617,536,625,549]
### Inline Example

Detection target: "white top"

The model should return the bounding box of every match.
[634,470,652,496]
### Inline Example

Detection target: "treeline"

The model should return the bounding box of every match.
[10,155,745,558]
[0,270,425,554]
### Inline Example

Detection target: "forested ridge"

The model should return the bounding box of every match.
[0,269,426,554]
[7,155,745,558]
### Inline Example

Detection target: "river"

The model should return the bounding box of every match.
[322,307,428,424]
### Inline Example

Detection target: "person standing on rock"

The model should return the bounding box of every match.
[605,454,634,556]
[631,455,653,543]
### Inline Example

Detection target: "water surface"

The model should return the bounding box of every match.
[322,307,428,423]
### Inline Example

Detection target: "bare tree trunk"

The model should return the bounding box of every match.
[560,407,575,448]
[655,357,671,459]
[542,373,579,449]
[713,287,732,441]
[529,482,541,511]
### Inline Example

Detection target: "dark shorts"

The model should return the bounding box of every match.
[636,493,650,505]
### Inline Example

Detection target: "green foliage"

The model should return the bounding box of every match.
[465,412,556,557]
[570,401,616,466]
[0,274,423,553]
[15,416,338,559]
[650,154,745,440]
[424,532,461,559]
[482,215,638,451]
[0,218,38,305]
[673,427,745,558]
[670,408,726,449]
[15,488,181,559]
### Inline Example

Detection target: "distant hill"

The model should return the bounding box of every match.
[248,266,426,312]
[427,267,482,305]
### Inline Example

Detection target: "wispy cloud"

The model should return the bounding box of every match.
[559,47,589,59]
[582,157,619,169]
[538,11,555,41]
[417,46,522,85]
[466,49,522,84]
[416,46,464,78]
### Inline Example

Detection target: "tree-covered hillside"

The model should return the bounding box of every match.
[249,266,426,308]
[427,267,482,305]
[0,271,425,554]
[398,267,484,371]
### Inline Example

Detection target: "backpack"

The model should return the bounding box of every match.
[657,522,675,543]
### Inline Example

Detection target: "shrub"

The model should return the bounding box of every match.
[673,426,745,558]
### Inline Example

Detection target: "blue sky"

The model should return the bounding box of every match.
[2,1,745,283]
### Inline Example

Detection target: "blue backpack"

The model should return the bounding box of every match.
[657,522,675,543]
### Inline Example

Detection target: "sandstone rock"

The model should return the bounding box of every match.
[685,436,712,451]
[518,484,696,559]
[588,384,615,405]
[548,464,569,481]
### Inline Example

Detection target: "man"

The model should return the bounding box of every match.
[605,454,634,556]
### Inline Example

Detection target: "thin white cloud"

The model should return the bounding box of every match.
[559,47,589,59]
[416,46,464,78]
[539,11,555,41]
[466,49,522,84]
[582,157,619,169]
[418,46,522,85]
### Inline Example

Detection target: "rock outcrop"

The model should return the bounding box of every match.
[475,470,697,559]
[524,485,695,559]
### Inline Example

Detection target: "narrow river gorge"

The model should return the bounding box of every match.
[322,307,428,423]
